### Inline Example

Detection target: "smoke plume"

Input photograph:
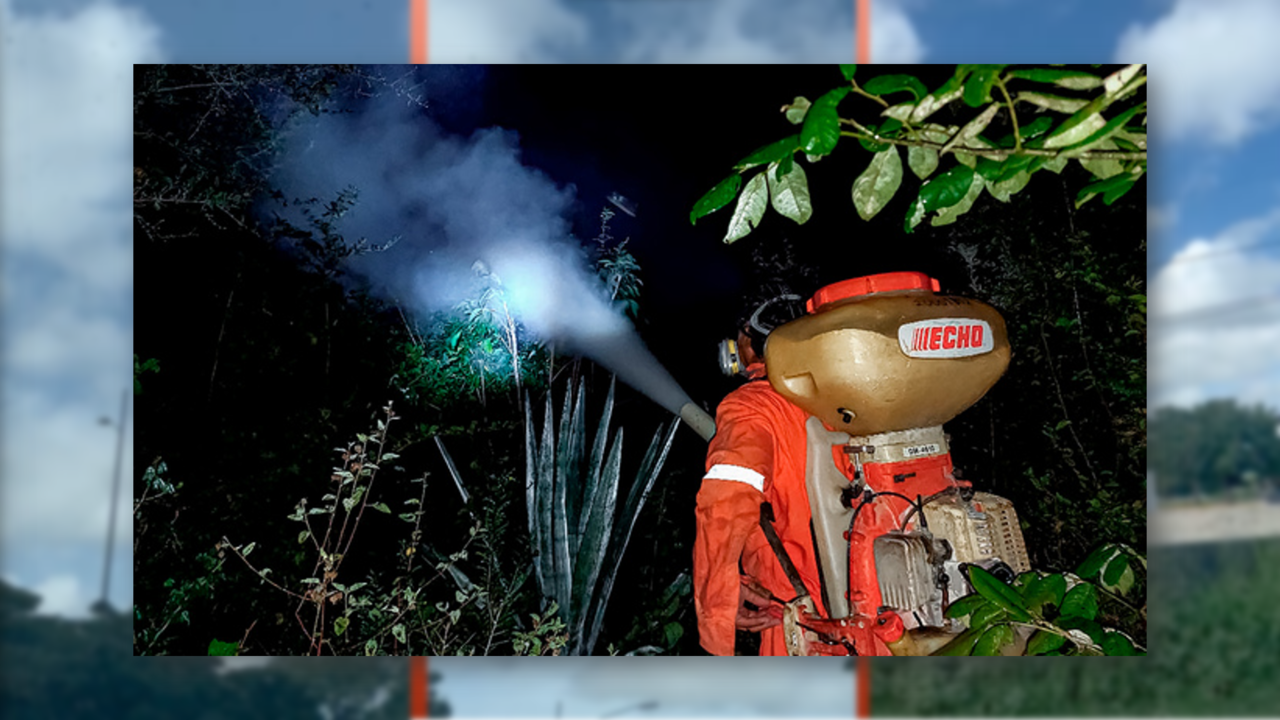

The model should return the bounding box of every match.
[267,79,697,417]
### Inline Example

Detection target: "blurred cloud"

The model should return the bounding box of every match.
[432,0,924,63]
[1151,207,1280,407]
[1116,0,1280,145]
[434,657,853,717]
[0,0,156,612]
[430,0,589,62]
[31,573,89,618]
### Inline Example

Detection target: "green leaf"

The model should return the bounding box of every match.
[907,145,938,179]
[1077,171,1137,208]
[904,195,926,234]
[1102,552,1130,587]
[985,170,1031,203]
[881,103,915,123]
[1077,546,1116,579]
[1026,629,1066,655]
[207,639,238,656]
[967,565,1031,622]
[737,135,801,170]
[921,164,977,213]
[334,616,349,636]
[963,65,1005,107]
[840,64,857,81]
[1104,64,1144,96]
[1041,154,1068,174]
[364,638,377,656]
[1044,110,1107,149]
[851,147,903,221]
[1007,68,1102,90]
[944,592,989,621]
[930,169,984,227]
[864,74,928,102]
[690,174,742,225]
[801,86,851,156]
[724,172,768,244]
[1111,564,1136,596]
[1060,583,1099,621]
[664,621,684,648]
[940,103,1000,155]
[1017,91,1088,114]
[1015,115,1055,142]
[398,512,417,522]
[371,502,391,514]
[970,601,1007,630]
[298,530,310,545]
[767,160,812,225]
[774,153,794,180]
[242,542,255,557]
[931,627,981,656]
[1024,571,1064,609]
[1057,615,1105,645]
[909,85,964,124]
[1102,630,1138,656]
[972,623,1015,656]
[857,134,891,153]
[392,623,407,644]
[785,96,811,125]
[1061,103,1146,155]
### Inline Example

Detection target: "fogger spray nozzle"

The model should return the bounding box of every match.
[679,402,716,443]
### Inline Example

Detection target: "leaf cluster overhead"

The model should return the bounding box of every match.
[691,64,1147,242]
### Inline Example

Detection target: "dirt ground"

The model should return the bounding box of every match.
[1153,500,1280,545]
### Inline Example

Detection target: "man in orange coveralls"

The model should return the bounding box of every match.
[693,312,849,656]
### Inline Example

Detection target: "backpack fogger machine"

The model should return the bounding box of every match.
[763,272,1030,656]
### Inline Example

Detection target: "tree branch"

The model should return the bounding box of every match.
[836,128,1145,160]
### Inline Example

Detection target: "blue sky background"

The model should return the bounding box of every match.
[1,0,1273,710]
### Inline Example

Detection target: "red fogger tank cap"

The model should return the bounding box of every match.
[806,272,941,313]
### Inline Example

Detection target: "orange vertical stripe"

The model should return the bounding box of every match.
[857,656,872,717]
[856,0,871,64]
[410,656,428,718]
[410,0,428,63]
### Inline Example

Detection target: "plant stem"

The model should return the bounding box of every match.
[995,76,1021,152]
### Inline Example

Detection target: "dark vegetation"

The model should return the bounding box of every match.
[1,579,445,718]
[132,65,1143,657]
[1150,400,1280,500]
[874,539,1280,715]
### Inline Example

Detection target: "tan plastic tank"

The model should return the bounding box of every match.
[764,272,1010,436]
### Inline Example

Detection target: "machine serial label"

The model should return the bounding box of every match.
[898,318,994,358]
[903,443,942,458]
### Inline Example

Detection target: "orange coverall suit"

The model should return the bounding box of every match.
[693,369,852,656]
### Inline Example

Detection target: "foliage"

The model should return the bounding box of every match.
[874,539,1280,715]
[389,206,642,416]
[690,64,1146,242]
[391,280,549,413]
[937,543,1146,656]
[134,64,427,243]
[524,376,681,655]
[1150,400,1280,499]
[593,207,644,321]
[5,597,414,719]
[134,355,160,395]
[932,187,1146,573]
[511,602,571,656]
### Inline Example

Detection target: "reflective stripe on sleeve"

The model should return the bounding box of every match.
[703,464,765,492]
